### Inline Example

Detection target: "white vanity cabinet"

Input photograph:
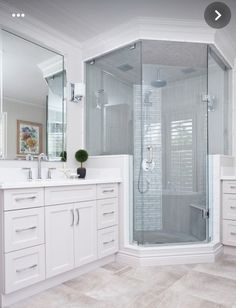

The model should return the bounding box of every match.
[45,200,97,278]
[222,181,236,246]
[0,181,120,302]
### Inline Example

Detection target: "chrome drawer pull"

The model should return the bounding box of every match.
[230,186,236,189]
[15,196,36,202]
[230,206,236,209]
[16,264,37,273]
[15,226,37,233]
[103,239,115,245]
[103,211,115,215]
[230,232,236,236]
[102,189,114,193]
[76,208,80,225]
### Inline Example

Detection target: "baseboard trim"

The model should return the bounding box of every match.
[116,242,223,266]
[0,255,115,308]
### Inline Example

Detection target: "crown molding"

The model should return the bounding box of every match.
[81,17,236,67]
[38,56,63,78]
[3,96,46,109]
[0,2,81,55]
[81,17,216,60]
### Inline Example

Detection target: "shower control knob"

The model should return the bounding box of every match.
[142,159,155,172]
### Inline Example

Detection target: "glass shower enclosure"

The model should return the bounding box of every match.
[85,40,230,246]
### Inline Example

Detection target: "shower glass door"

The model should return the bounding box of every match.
[133,41,209,245]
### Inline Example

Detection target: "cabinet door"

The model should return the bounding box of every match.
[74,201,97,267]
[45,204,74,278]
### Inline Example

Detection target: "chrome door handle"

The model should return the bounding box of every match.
[15,226,37,233]
[71,209,74,226]
[76,208,80,225]
[16,264,37,273]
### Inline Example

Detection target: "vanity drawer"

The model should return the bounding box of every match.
[98,226,118,258]
[97,183,118,200]
[222,220,236,247]
[222,181,236,194]
[4,245,45,293]
[45,185,96,205]
[4,188,44,211]
[4,208,44,253]
[223,194,236,220]
[97,198,118,229]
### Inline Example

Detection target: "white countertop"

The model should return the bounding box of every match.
[0,178,122,189]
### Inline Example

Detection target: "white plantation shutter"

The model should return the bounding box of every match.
[169,118,194,192]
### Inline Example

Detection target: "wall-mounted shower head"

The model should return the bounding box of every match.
[151,69,167,88]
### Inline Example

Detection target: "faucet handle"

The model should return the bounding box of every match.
[22,167,33,180]
[47,167,56,179]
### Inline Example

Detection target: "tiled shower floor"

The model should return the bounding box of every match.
[10,254,236,308]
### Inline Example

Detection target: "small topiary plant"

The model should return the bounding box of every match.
[75,149,89,178]
[75,149,88,167]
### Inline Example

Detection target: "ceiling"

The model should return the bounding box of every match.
[90,41,208,85]
[2,0,236,44]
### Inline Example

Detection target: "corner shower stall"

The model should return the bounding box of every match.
[86,40,230,247]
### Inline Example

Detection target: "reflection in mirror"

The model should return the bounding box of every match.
[1,30,66,161]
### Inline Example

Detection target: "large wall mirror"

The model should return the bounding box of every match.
[0,30,66,161]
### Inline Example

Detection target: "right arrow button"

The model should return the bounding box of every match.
[204,2,231,29]
[214,9,222,21]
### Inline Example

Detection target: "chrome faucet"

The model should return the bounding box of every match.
[38,153,47,179]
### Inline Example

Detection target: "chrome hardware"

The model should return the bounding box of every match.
[15,226,37,233]
[22,167,33,180]
[71,209,74,226]
[76,208,80,225]
[103,189,114,193]
[16,264,37,273]
[230,186,236,189]
[103,239,115,245]
[47,167,56,179]
[37,153,47,179]
[147,145,153,164]
[230,206,236,209]
[103,211,115,215]
[15,196,36,202]
[190,204,209,219]
[230,232,236,236]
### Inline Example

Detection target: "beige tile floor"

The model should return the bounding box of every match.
[9,254,236,308]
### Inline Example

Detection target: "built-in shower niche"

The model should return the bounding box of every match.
[85,40,231,247]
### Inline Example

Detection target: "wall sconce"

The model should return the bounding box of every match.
[70,83,85,103]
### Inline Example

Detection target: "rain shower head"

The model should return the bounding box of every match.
[151,69,167,88]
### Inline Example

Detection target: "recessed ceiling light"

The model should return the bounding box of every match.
[21,13,25,17]
[16,13,20,17]
[11,13,16,17]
